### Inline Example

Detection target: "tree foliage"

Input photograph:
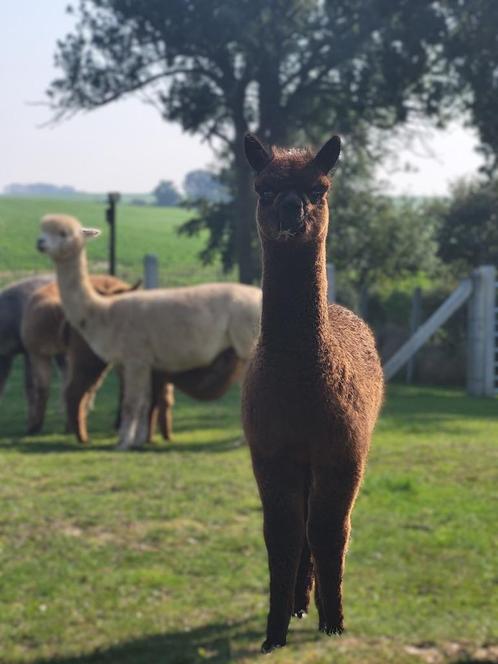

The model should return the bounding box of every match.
[152,180,181,207]
[329,151,439,313]
[48,0,449,282]
[183,170,228,203]
[441,0,498,172]
[436,177,498,272]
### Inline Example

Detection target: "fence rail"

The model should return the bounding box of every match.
[383,279,473,381]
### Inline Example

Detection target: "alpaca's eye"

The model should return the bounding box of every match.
[260,191,275,204]
[309,189,326,203]
[59,230,67,238]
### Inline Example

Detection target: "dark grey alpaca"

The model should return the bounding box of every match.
[0,275,55,417]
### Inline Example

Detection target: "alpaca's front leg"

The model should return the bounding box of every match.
[26,354,52,434]
[253,457,307,653]
[117,363,151,450]
[0,354,14,401]
[133,390,153,448]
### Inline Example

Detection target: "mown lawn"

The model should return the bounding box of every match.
[0,358,496,664]
[0,197,234,288]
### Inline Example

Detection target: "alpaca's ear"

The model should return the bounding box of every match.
[81,227,101,239]
[244,134,271,173]
[313,135,341,174]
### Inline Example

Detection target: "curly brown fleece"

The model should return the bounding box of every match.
[241,134,383,653]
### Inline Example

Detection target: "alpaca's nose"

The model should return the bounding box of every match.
[36,237,47,252]
[278,192,304,231]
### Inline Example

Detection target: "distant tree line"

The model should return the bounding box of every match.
[151,171,228,207]
[3,169,228,208]
[3,183,81,197]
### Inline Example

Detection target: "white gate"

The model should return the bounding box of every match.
[384,265,497,398]
[494,277,498,395]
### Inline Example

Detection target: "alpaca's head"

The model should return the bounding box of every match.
[37,215,101,262]
[244,134,340,245]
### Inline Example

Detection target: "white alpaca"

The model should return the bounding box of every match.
[37,214,261,449]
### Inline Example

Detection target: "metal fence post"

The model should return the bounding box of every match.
[467,265,496,397]
[105,192,120,276]
[406,287,422,384]
[144,254,159,289]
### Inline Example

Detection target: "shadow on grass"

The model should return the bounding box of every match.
[383,385,498,422]
[33,619,317,664]
[0,435,244,455]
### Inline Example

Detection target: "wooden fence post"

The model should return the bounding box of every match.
[466,265,496,397]
[144,254,159,289]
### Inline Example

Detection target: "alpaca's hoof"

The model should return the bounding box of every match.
[130,440,147,451]
[319,622,344,636]
[116,441,132,451]
[261,640,285,654]
[292,609,307,619]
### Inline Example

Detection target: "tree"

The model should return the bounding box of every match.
[152,180,181,207]
[441,1,498,172]
[436,178,498,272]
[48,1,449,282]
[183,170,228,203]
[330,160,440,316]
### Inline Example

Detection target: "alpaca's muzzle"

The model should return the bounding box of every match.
[278,192,305,234]
[36,237,47,252]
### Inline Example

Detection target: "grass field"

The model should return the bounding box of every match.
[0,356,497,664]
[0,197,233,288]
[0,196,497,662]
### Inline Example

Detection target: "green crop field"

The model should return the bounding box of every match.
[0,197,234,288]
[0,356,496,664]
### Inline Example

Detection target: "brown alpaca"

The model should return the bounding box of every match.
[242,134,383,653]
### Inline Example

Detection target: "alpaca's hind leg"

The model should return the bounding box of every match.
[308,464,361,635]
[157,382,174,441]
[149,372,174,442]
[293,536,314,619]
[293,474,313,618]
[23,354,36,427]
[253,457,307,653]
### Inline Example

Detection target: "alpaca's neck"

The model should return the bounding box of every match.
[54,250,105,326]
[260,237,329,355]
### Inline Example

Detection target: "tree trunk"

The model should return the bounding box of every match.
[234,137,258,284]
[359,284,369,320]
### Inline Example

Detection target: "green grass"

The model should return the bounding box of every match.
[0,357,497,664]
[0,197,234,288]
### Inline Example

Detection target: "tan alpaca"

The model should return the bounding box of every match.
[37,214,261,449]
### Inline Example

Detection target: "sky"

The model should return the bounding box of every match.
[0,1,484,196]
